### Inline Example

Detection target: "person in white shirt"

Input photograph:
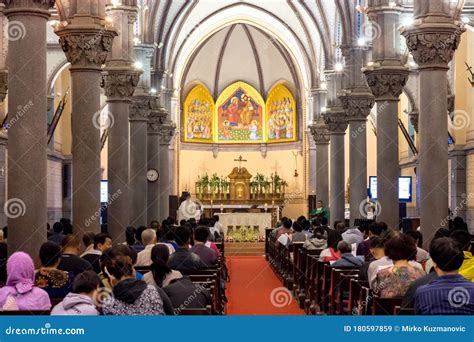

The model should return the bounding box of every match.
[177,193,200,222]
[209,215,224,240]
[136,229,175,266]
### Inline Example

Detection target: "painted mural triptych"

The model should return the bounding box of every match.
[183,81,296,144]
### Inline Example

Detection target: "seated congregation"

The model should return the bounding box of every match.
[267,216,474,315]
[0,217,226,315]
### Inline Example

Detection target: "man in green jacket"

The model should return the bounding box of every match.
[309,200,329,221]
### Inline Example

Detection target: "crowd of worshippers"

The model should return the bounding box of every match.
[0,216,225,315]
[270,215,474,315]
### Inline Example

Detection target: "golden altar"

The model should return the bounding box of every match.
[194,159,287,230]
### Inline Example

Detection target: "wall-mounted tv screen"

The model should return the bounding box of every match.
[368,176,412,203]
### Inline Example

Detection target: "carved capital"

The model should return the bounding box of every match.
[159,121,176,145]
[364,67,409,101]
[147,106,168,134]
[402,24,463,69]
[308,119,330,144]
[129,95,156,122]
[101,69,141,99]
[0,70,7,103]
[56,26,117,70]
[322,109,348,135]
[3,0,54,15]
[339,92,375,121]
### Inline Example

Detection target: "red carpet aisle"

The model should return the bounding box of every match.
[226,256,304,315]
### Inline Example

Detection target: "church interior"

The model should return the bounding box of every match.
[0,0,473,316]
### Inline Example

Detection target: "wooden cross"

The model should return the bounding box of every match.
[234,155,247,170]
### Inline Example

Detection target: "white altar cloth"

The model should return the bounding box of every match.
[216,212,272,236]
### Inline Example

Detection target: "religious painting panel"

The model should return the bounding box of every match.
[215,81,265,143]
[266,83,297,143]
[183,84,214,143]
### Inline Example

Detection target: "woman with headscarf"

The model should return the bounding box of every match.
[0,252,51,310]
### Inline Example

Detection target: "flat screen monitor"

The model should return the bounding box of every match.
[100,180,108,203]
[368,176,412,203]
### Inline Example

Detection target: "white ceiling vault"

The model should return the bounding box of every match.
[139,0,354,97]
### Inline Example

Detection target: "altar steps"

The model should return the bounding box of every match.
[225,242,265,256]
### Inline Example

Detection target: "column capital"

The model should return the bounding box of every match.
[308,119,330,145]
[364,66,409,101]
[0,69,7,102]
[3,0,54,17]
[55,25,117,71]
[322,108,348,135]
[147,106,168,135]
[130,95,155,122]
[339,91,375,121]
[159,121,176,145]
[101,68,141,100]
[401,23,464,70]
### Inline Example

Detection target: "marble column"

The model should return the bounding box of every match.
[56,17,116,234]
[147,107,167,222]
[129,44,155,227]
[365,69,408,228]
[102,71,140,240]
[323,110,348,227]
[4,0,53,256]
[309,119,330,208]
[129,97,152,226]
[159,121,176,220]
[102,2,140,241]
[364,1,409,229]
[340,93,375,224]
[402,2,463,243]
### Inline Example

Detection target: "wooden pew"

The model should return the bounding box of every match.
[329,268,359,315]
[372,296,403,315]
[394,306,415,315]
[176,305,213,315]
[304,255,324,314]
